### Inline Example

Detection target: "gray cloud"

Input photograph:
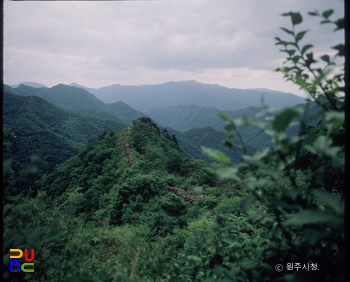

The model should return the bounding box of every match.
[3,0,344,96]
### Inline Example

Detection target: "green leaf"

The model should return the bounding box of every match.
[224,124,236,132]
[281,49,296,56]
[217,111,232,122]
[312,190,344,214]
[186,238,197,245]
[301,44,313,54]
[242,261,255,270]
[331,44,344,56]
[292,55,301,64]
[334,18,344,31]
[305,136,331,155]
[216,167,241,181]
[280,27,294,35]
[43,220,63,242]
[235,117,267,130]
[320,20,331,24]
[286,41,297,47]
[291,12,302,25]
[221,234,235,244]
[210,222,221,233]
[240,197,257,212]
[283,209,343,226]
[229,265,241,276]
[214,265,224,276]
[324,111,344,132]
[272,108,301,133]
[177,256,187,264]
[303,227,330,246]
[308,11,319,16]
[242,155,265,167]
[269,198,302,212]
[322,9,334,19]
[195,228,205,237]
[295,30,308,42]
[3,159,11,178]
[198,242,208,250]
[202,147,230,164]
[281,12,291,17]
[25,228,40,246]
[19,164,38,175]
[320,54,330,63]
[207,237,217,247]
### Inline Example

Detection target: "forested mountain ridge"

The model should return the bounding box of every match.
[145,104,264,132]
[68,80,306,112]
[3,91,130,195]
[147,103,322,148]
[4,84,148,125]
[10,81,47,88]
[166,126,257,164]
[3,110,344,281]
[2,89,254,197]
[32,117,218,223]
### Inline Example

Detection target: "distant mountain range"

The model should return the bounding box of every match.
[3,82,315,152]
[3,85,255,165]
[10,81,47,88]
[69,80,306,112]
[165,126,256,164]
[2,82,320,194]
[146,104,266,132]
[2,89,254,193]
[147,103,321,149]
[10,80,306,112]
[4,84,147,125]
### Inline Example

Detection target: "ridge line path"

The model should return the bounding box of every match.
[166,185,206,206]
[121,127,135,168]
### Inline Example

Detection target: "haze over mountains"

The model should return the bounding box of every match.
[9,80,306,113]
[4,81,312,152]
[3,81,318,195]
[10,81,47,88]
[5,83,146,125]
[67,80,306,112]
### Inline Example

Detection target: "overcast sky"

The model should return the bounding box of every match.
[3,0,344,97]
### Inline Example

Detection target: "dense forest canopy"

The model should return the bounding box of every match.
[3,8,345,282]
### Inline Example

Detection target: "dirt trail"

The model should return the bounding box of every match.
[120,128,204,206]
[121,127,135,168]
[165,185,206,205]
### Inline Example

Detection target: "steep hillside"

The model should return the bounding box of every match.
[71,80,306,112]
[34,117,218,225]
[4,84,147,125]
[3,92,129,194]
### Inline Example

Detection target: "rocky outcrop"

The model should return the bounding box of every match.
[165,185,206,205]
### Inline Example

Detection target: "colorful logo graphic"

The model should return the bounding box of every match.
[10,249,35,273]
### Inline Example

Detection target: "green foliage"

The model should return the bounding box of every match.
[2,8,344,282]
[275,10,344,112]
[2,125,15,153]
[110,174,166,226]
[3,92,128,195]
[169,9,344,282]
